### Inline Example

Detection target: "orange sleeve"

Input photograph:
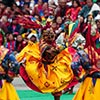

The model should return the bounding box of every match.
[78,7,82,12]
[65,8,71,16]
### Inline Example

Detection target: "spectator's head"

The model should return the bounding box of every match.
[96,58,100,69]
[43,3,49,17]
[72,0,81,7]
[16,34,23,42]
[24,2,30,9]
[30,35,37,43]
[0,15,7,23]
[12,2,17,9]
[86,0,93,7]
[7,33,14,41]
[38,0,43,5]
[0,1,6,9]
[51,22,57,30]
[3,6,11,15]
[96,20,100,29]
[95,14,100,29]
[14,6,22,15]
[34,14,41,21]
[56,16,63,25]
[58,0,67,8]
[27,33,37,43]
[12,17,17,24]
[49,7,55,16]
[24,0,30,2]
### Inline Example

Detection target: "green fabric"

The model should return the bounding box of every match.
[17,90,75,100]
[70,20,79,35]
[93,0,97,2]
[0,28,6,46]
[96,42,100,48]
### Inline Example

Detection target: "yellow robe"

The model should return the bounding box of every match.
[16,41,74,93]
[0,80,20,100]
[73,47,100,100]
[73,77,100,100]
[0,46,20,100]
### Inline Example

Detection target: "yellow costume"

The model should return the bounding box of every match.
[72,47,100,100]
[0,81,20,100]
[73,77,100,100]
[17,41,74,93]
[0,46,20,100]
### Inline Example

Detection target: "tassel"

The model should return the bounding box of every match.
[92,78,96,86]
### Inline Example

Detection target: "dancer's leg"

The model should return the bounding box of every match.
[54,96,60,100]
[52,91,62,100]
[68,86,74,94]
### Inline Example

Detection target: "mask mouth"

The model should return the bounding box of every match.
[41,46,59,63]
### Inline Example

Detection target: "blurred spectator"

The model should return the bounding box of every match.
[78,0,100,23]
[66,0,81,22]
[0,15,8,33]
[27,33,38,43]
[32,0,43,16]
[2,0,15,7]
[56,16,63,29]
[0,1,6,18]
[30,0,35,14]
[95,14,100,32]
[15,34,27,52]
[7,17,21,35]
[5,33,16,53]
[34,0,49,4]
[2,6,12,18]
[55,0,70,18]
[22,2,30,15]
[49,0,58,6]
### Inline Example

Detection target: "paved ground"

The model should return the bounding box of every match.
[12,76,30,90]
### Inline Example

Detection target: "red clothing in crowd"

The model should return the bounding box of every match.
[66,7,81,22]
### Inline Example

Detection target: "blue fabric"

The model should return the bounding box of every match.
[2,53,19,74]
[92,78,96,86]
[7,24,21,33]
[0,80,2,88]
[78,5,91,18]
[34,0,48,4]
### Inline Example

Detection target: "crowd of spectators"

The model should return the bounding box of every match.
[0,0,100,55]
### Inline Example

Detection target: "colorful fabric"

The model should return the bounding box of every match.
[0,29,6,46]
[66,7,81,22]
[0,46,9,63]
[73,77,100,100]
[6,41,15,53]
[71,49,90,79]
[0,80,20,100]
[72,47,100,100]
[68,20,80,37]
[85,24,100,71]
[16,41,74,93]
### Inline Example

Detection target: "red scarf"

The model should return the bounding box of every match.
[6,40,15,53]
[85,24,100,72]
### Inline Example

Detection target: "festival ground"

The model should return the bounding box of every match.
[13,77,79,100]
[17,90,75,100]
